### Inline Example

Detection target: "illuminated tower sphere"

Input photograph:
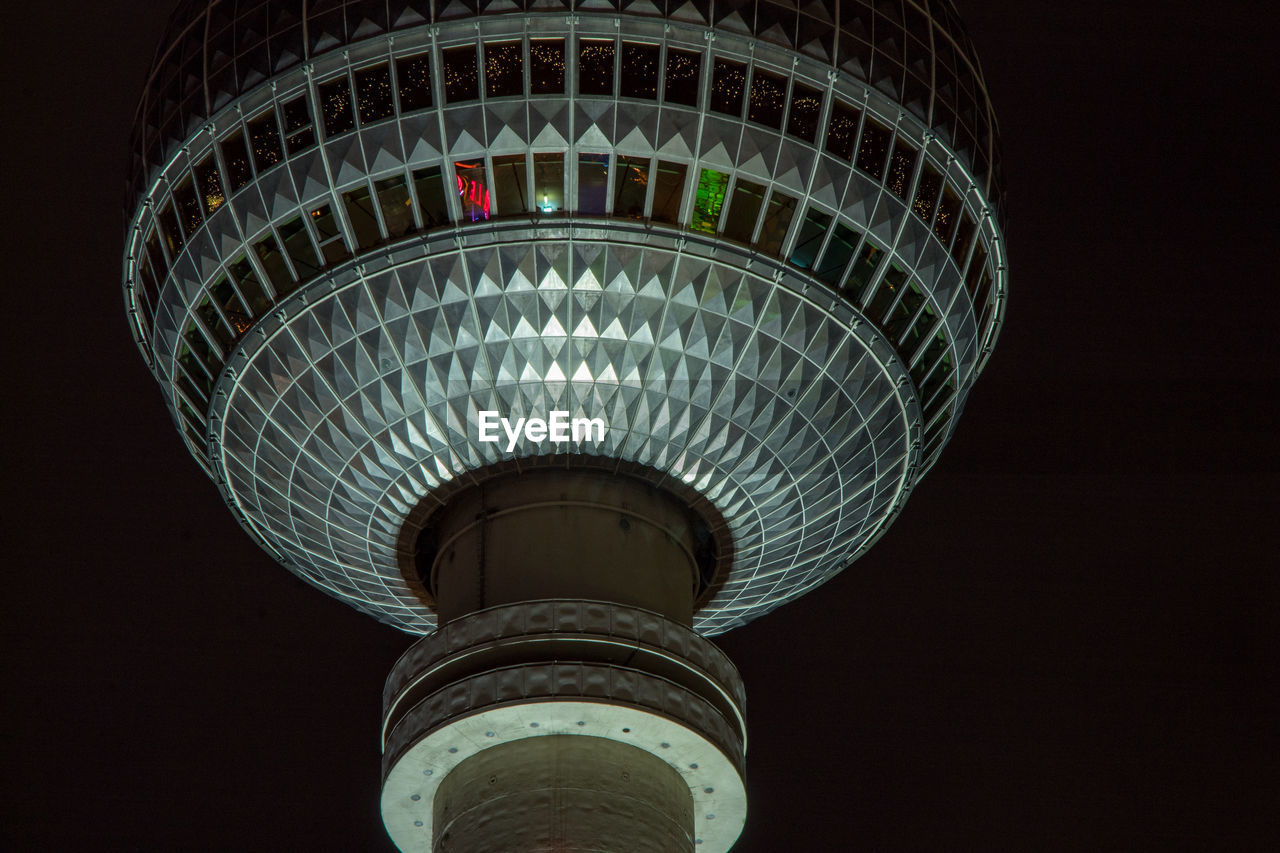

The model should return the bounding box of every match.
[124,2,1007,849]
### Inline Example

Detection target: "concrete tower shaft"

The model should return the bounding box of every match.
[381,471,746,850]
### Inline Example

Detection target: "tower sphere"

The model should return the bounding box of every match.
[124,0,1007,635]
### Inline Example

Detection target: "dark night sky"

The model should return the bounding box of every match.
[5,2,1276,849]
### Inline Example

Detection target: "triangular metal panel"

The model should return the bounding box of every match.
[772,141,815,195]
[655,109,697,158]
[442,106,486,155]
[485,102,529,146]
[326,135,368,187]
[807,156,849,208]
[361,124,407,175]
[292,151,332,204]
[842,173,879,226]
[574,102,615,146]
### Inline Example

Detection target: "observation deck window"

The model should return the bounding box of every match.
[899,301,937,357]
[578,154,610,214]
[722,179,765,245]
[174,178,203,239]
[856,119,891,180]
[355,63,394,124]
[912,331,949,386]
[844,240,885,297]
[493,155,529,215]
[144,230,168,279]
[454,160,491,222]
[254,233,295,295]
[319,75,356,136]
[220,131,253,193]
[884,282,926,340]
[281,94,315,153]
[247,110,283,172]
[412,167,450,227]
[211,275,252,336]
[650,161,687,224]
[176,368,210,415]
[176,341,214,397]
[613,156,649,218]
[530,40,565,94]
[933,186,960,245]
[135,293,153,337]
[922,370,957,420]
[974,267,994,316]
[578,40,615,96]
[278,216,322,280]
[343,186,384,247]
[228,257,272,313]
[709,58,746,117]
[814,223,858,286]
[396,53,434,112]
[136,257,160,320]
[785,82,822,142]
[963,242,988,300]
[747,68,786,129]
[195,154,225,215]
[177,399,205,442]
[533,154,564,214]
[182,319,222,375]
[756,190,797,257]
[442,45,479,102]
[158,203,184,256]
[620,43,660,100]
[691,169,729,234]
[912,162,943,225]
[867,263,908,321]
[375,176,415,239]
[789,207,832,269]
[306,206,349,265]
[484,42,524,99]
[663,49,701,107]
[951,212,975,268]
[886,138,916,200]
[194,294,234,350]
[825,101,860,161]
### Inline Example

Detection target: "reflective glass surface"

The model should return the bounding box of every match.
[620,42,660,100]
[319,75,355,135]
[484,42,524,98]
[578,40,615,96]
[530,39,565,94]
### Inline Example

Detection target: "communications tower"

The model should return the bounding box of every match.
[123,2,1007,849]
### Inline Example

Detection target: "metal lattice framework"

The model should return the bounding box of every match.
[123,1,1009,635]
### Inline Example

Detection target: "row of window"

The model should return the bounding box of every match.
[155,154,970,465]
[137,36,985,308]
[139,48,992,461]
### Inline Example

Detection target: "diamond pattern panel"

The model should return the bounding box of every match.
[220,240,910,635]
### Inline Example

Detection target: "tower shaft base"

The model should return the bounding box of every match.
[434,735,693,852]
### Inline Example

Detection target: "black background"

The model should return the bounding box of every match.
[5,1,1276,849]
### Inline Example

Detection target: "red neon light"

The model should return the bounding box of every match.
[455,172,490,221]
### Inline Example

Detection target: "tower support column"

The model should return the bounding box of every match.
[433,735,694,852]
[381,470,747,853]
[379,598,748,852]
[422,469,708,625]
